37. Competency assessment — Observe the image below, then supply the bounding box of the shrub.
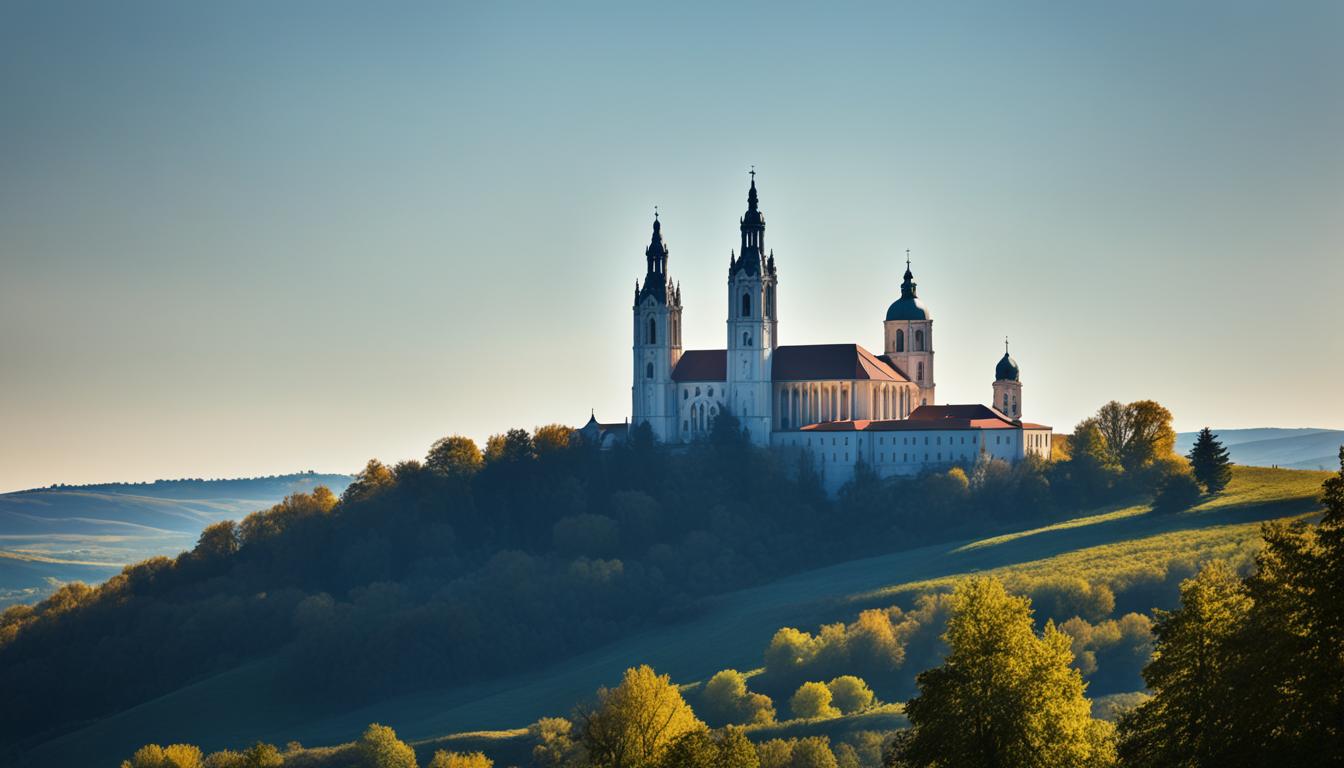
[1153,472,1202,514]
[790,682,840,719]
[825,675,875,714]
[121,744,204,768]
[428,750,491,768]
[357,723,417,768]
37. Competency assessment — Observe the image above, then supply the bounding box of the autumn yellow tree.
[358,723,418,768]
[789,682,840,719]
[425,435,484,479]
[427,750,492,768]
[121,743,204,768]
[580,665,704,768]
[903,577,1115,768]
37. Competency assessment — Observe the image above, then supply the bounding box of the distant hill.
[0,473,350,606]
[1176,428,1344,472]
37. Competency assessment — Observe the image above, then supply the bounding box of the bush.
[825,675,875,714]
[121,744,204,768]
[358,724,417,768]
[428,751,491,768]
[1153,472,1202,514]
[700,669,776,726]
[790,681,840,719]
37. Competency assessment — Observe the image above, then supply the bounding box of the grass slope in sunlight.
[20,466,1326,768]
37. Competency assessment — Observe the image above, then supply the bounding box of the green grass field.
[19,466,1327,768]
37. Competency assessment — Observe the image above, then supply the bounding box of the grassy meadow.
[20,465,1325,768]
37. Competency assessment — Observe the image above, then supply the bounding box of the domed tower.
[726,169,777,445]
[632,211,682,442]
[883,252,934,406]
[993,338,1022,419]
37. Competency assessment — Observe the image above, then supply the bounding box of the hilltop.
[1175,427,1344,471]
[17,463,1328,767]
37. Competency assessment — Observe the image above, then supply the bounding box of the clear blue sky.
[2,1,1341,491]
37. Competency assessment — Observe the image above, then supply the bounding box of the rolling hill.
[17,465,1327,767]
[1175,428,1344,471]
[0,473,351,606]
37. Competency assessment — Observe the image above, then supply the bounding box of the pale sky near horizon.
[2,1,1342,492]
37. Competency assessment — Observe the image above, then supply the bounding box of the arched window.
[647,317,656,344]
[917,361,924,382]
[896,329,905,353]
[646,362,654,379]
[914,329,925,351]
[741,292,751,317]
[743,331,751,346]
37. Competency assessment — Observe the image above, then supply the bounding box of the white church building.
[590,173,1052,491]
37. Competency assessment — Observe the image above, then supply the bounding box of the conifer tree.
[1186,428,1232,493]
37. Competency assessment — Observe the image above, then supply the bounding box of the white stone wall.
[771,426,1049,493]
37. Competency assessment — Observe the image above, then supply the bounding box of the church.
[590,173,1053,491]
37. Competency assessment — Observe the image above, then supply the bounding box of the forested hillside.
[4,403,1338,766]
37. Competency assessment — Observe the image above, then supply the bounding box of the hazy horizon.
[3,1,1342,493]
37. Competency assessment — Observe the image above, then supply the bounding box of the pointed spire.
[900,250,918,298]
[747,166,758,210]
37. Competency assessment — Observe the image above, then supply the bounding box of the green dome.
[885,296,930,321]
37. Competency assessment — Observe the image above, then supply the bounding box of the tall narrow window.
[741,292,751,317]
[915,330,925,351]
[646,362,654,379]
[917,361,924,382]
[896,329,905,352]
[647,317,656,344]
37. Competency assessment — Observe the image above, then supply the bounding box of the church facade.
[624,174,1052,491]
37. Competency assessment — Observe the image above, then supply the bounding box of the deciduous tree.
[580,665,704,768]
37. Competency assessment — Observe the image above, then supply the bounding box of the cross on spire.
[750,164,756,181]
[1005,336,1010,354]
[906,249,911,270]
[654,204,658,220]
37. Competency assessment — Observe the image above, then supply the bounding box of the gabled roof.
[772,344,909,382]
[798,404,1051,432]
[672,349,727,382]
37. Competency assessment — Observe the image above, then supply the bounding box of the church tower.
[726,171,777,444]
[632,212,682,441]
[993,338,1022,419]
[883,253,935,406]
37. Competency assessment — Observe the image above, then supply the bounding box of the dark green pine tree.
[1186,427,1232,493]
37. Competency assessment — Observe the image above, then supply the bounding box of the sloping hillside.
[1176,428,1344,471]
[21,466,1325,767]
[0,473,350,606]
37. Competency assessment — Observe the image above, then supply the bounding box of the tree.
[903,577,1115,768]
[1116,561,1252,767]
[1186,428,1232,493]
[789,682,840,720]
[1093,400,1177,472]
[825,676,875,715]
[427,750,492,768]
[194,520,240,560]
[342,459,397,503]
[535,424,575,456]
[1152,471,1202,513]
[530,717,585,768]
[485,428,535,463]
[580,665,704,768]
[425,435,483,479]
[121,744,204,768]
[358,723,418,768]
[658,727,759,768]
[789,737,839,768]
[700,669,775,727]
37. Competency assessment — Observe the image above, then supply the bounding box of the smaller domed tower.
[883,251,934,406]
[993,338,1022,419]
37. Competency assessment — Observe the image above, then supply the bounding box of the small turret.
[992,337,1023,419]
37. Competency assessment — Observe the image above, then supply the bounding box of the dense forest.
[2,400,1214,757]
[115,446,1344,767]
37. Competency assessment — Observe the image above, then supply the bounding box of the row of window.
[891,328,927,353]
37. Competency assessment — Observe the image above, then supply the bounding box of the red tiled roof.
[672,349,727,382]
[772,344,909,382]
[798,404,1052,432]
